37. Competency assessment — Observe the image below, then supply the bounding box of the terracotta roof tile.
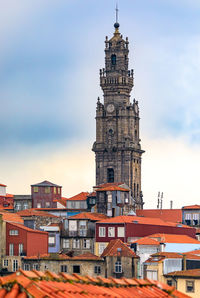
[136,209,182,223]
[182,204,200,209]
[66,192,89,201]
[97,215,190,228]
[96,186,129,192]
[0,184,6,187]
[149,233,200,243]
[101,239,138,258]
[166,268,200,277]
[68,212,108,221]
[17,208,58,218]
[0,211,23,224]
[8,222,48,235]
[0,270,190,298]
[132,237,160,246]
[185,249,200,255]
[71,252,103,261]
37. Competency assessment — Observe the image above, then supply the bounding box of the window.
[167,280,173,286]
[37,203,41,208]
[115,261,122,273]
[61,265,67,272]
[89,198,96,205]
[33,187,38,193]
[48,236,56,246]
[193,214,199,226]
[24,264,30,271]
[80,201,85,209]
[186,281,194,293]
[45,202,50,208]
[99,227,106,237]
[73,239,80,249]
[45,187,50,194]
[83,239,90,249]
[73,265,80,273]
[107,168,114,183]
[3,260,8,267]
[117,227,125,237]
[108,227,115,237]
[9,230,19,236]
[33,264,39,270]
[79,221,87,236]
[15,203,21,211]
[54,187,57,194]
[13,260,18,272]
[19,244,23,256]
[99,243,106,255]
[94,266,101,274]
[23,203,28,210]
[9,244,14,256]
[58,188,61,194]
[63,239,70,249]
[111,54,116,65]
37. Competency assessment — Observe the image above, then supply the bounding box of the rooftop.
[182,204,200,210]
[166,268,200,278]
[0,211,23,224]
[132,237,160,246]
[0,269,189,298]
[149,233,200,244]
[68,212,108,221]
[96,185,130,192]
[97,215,190,228]
[0,184,6,187]
[136,209,182,223]
[17,208,58,218]
[8,222,48,235]
[101,239,138,258]
[31,180,61,187]
[66,192,89,201]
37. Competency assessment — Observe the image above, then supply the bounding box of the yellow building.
[164,269,200,298]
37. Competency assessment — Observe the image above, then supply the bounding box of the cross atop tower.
[115,3,119,23]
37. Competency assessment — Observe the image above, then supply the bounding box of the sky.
[1,0,200,208]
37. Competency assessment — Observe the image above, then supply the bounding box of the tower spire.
[114,2,120,31]
[115,2,119,23]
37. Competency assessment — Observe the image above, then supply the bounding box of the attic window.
[133,220,138,224]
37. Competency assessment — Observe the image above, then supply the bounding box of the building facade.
[31,180,62,209]
[92,22,144,209]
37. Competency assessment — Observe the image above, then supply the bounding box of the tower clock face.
[107,104,115,113]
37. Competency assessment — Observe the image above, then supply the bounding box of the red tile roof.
[136,209,182,223]
[53,198,66,207]
[185,249,200,255]
[166,268,200,277]
[132,237,160,246]
[96,185,130,191]
[71,252,102,261]
[101,239,138,258]
[0,184,6,187]
[0,270,190,298]
[17,208,58,218]
[97,215,190,228]
[66,192,89,201]
[95,182,123,188]
[24,253,70,260]
[182,204,200,209]
[149,233,200,244]
[68,212,108,221]
[8,222,48,235]
[0,211,23,223]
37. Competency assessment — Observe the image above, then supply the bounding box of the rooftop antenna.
[157,191,160,209]
[160,192,163,209]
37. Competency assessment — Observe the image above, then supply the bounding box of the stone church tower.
[92,21,145,209]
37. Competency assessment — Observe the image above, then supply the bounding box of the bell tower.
[92,19,145,209]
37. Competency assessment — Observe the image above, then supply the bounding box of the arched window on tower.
[111,54,116,65]
[135,130,137,139]
[107,168,114,183]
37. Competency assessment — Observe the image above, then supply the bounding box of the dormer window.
[111,54,116,65]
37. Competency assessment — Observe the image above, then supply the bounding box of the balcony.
[60,228,94,238]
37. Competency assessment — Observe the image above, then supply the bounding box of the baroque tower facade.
[92,22,144,209]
